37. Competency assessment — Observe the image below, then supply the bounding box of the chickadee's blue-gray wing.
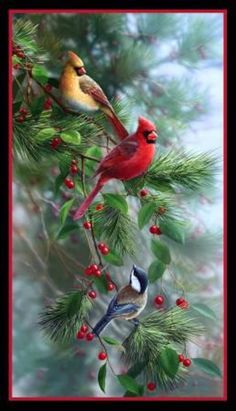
[106,296,139,318]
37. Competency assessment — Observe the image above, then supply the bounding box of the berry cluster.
[149,225,162,235]
[13,44,25,60]
[44,98,52,110]
[178,354,191,367]
[76,324,94,341]
[84,264,102,277]
[70,159,79,175]
[16,107,28,123]
[50,137,62,150]
[98,242,110,255]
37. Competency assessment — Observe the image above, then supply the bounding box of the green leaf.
[159,347,179,378]
[117,374,142,395]
[57,223,78,240]
[103,193,128,214]
[102,336,121,345]
[59,199,74,226]
[92,275,108,294]
[159,220,185,244]
[30,96,45,117]
[103,249,124,266]
[151,239,171,264]
[138,202,157,229]
[191,303,217,321]
[35,127,56,141]
[61,130,81,146]
[148,260,166,283]
[32,65,48,84]
[192,358,222,377]
[98,363,107,393]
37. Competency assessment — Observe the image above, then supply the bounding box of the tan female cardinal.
[73,116,158,220]
[59,51,129,140]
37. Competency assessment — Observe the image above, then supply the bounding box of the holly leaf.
[148,260,166,283]
[57,223,78,240]
[159,219,186,244]
[32,65,48,84]
[138,202,157,229]
[159,347,179,378]
[61,130,81,146]
[191,303,217,321]
[103,250,124,266]
[60,199,74,226]
[151,239,171,264]
[192,358,222,377]
[98,363,107,393]
[102,336,121,345]
[103,193,128,214]
[117,374,142,395]
[35,127,56,141]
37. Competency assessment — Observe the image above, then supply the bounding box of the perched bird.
[93,265,148,336]
[59,51,129,140]
[73,116,157,220]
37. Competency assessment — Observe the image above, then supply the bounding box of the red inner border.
[8,8,228,402]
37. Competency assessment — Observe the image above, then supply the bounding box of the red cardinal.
[73,117,158,220]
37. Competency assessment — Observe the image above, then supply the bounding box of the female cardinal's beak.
[77,66,86,75]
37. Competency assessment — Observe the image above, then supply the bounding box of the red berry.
[76,330,85,340]
[88,290,96,299]
[107,282,115,291]
[176,297,185,306]
[158,207,166,215]
[149,225,162,235]
[13,64,20,70]
[90,263,98,272]
[85,266,93,276]
[16,115,25,123]
[80,324,88,333]
[86,332,94,341]
[154,295,164,306]
[183,358,191,367]
[17,51,25,59]
[140,189,149,197]
[19,107,28,115]
[64,178,75,189]
[98,351,107,361]
[98,242,106,250]
[181,301,189,309]
[96,203,104,211]
[45,83,52,92]
[147,382,156,391]
[83,221,91,230]
[43,98,52,110]
[94,269,102,277]
[50,137,62,149]
[178,354,185,362]
[70,165,78,175]
[100,246,109,255]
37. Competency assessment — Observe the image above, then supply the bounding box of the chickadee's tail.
[93,314,112,336]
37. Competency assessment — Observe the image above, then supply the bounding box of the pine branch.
[39,290,92,345]
[92,203,137,256]
[145,150,218,192]
[123,307,204,390]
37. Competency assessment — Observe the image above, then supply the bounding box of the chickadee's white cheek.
[131,275,141,293]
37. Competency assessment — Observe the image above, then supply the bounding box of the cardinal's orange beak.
[77,66,86,75]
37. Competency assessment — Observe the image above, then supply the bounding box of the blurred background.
[12,12,224,397]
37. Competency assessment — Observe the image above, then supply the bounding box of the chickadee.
[93,265,148,336]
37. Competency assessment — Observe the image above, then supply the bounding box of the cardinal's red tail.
[73,179,104,220]
[108,112,129,141]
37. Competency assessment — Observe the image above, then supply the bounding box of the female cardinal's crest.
[138,116,156,132]
[67,51,84,67]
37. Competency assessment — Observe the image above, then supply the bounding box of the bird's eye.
[143,131,150,138]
